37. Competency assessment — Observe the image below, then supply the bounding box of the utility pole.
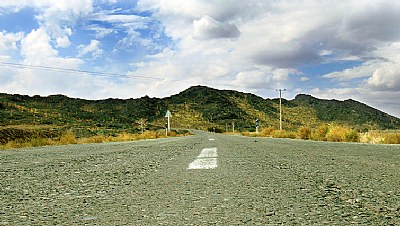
[276,89,286,131]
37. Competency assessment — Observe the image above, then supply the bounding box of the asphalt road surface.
[1,131,400,225]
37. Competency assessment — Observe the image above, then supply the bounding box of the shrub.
[345,129,360,142]
[261,127,274,136]
[208,127,224,133]
[115,132,133,142]
[383,133,400,144]
[140,131,158,139]
[60,132,77,145]
[167,131,177,137]
[326,126,348,142]
[313,125,329,141]
[271,130,296,139]
[241,131,259,137]
[298,126,311,140]
[29,138,53,147]
[84,135,110,143]
[360,132,385,144]
[2,141,23,149]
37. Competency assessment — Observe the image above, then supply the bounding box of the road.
[1,131,400,225]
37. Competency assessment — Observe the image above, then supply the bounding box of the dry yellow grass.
[1,130,192,150]
[59,132,77,145]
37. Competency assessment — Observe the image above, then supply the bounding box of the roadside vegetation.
[238,124,400,144]
[1,86,400,148]
[0,128,191,150]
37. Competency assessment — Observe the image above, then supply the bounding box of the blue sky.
[1,0,400,117]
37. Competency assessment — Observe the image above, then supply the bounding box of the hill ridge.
[0,86,399,132]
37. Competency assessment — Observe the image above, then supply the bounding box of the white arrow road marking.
[188,147,217,170]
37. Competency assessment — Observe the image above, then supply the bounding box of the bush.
[60,132,77,145]
[360,132,385,144]
[312,125,329,141]
[208,127,224,133]
[2,141,24,149]
[345,129,360,142]
[240,131,259,137]
[261,127,274,136]
[29,138,53,147]
[115,132,134,142]
[383,133,400,144]
[140,131,158,139]
[271,130,296,139]
[167,131,177,137]
[298,126,311,140]
[84,135,110,143]
[326,126,347,142]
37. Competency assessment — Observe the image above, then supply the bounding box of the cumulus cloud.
[2,0,400,116]
[78,40,103,59]
[367,61,400,91]
[193,15,240,40]
[0,31,23,50]
[19,28,82,69]
[1,26,88,98]
[232,67,297,90]
[20,28,58,60]
[0,0,93,48]
[322,60,387,81]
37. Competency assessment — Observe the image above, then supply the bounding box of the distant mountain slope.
[1,86,399,133]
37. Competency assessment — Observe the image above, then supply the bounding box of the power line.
[0,61,164,81]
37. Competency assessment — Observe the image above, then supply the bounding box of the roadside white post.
[256,118,259,134]
[165,110,171,133]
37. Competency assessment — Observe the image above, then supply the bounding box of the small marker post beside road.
[165,110,171,134]
[255,119,259,134]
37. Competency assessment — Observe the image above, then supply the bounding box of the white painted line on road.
[188,158,217,169]
[188,147,218,170]
[209,138,215,141]
[198,147,217,158]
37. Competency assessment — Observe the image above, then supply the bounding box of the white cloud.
[300,77,310,82]
[0,26,91,98]
[94,14,147,24]
[0,31,23,51]
[78,39,103,59]
[1,0,400,117]
[322,60,387,81]
[193,15,240,40]
[367,60,400,91]
[0,0,93,49]
[56,36,71,48]
[86,25,115,38]
[20,28,58,60]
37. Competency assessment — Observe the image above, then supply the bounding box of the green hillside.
[0,85,399,141]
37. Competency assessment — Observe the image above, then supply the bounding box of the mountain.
[0,86,399,136]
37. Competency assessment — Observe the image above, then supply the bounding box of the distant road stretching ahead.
[1,131,400,225]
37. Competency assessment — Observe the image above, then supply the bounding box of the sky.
[0,0,400,117]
